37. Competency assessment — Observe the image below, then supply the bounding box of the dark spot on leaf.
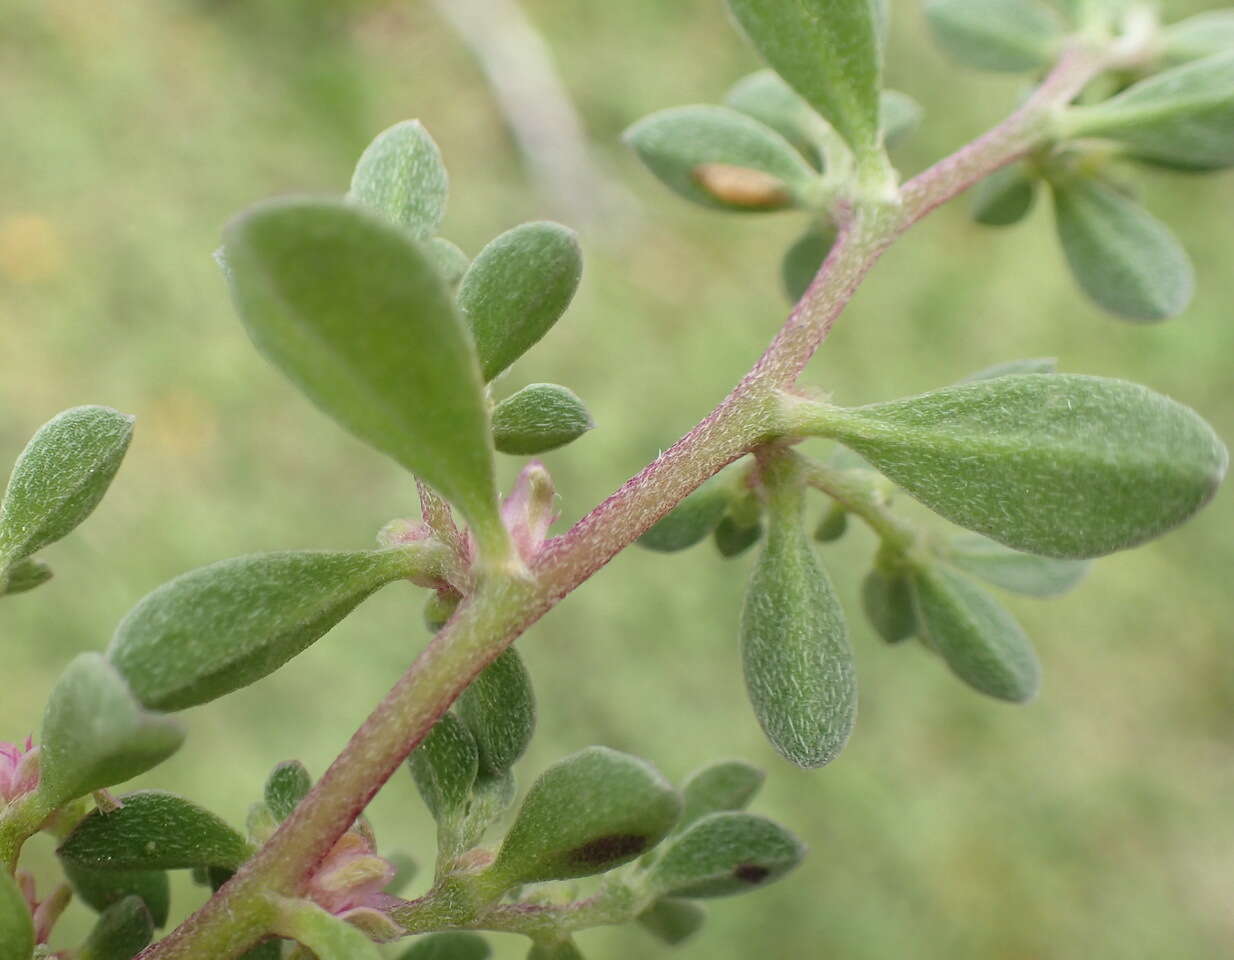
[566,833,649,866]
[734,862,770,884]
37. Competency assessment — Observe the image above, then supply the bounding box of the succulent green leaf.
[223,199,503,550]
[636,898,707,946]
[726,0,885,158]
[349,120,448,238]
[639,481,732,552]
[1059,52,1234,171]
[264,761,312,823]
[741,475,855,769]
[488,746,682,887]
[945,533,1089,596]
[428,238,470,290]
[109,549,418,711]
[624,106,821,211]
[400,932,492,960]
[1160,11,1234,66]
[678,761,765,831]
[724,70,824,165]
[781,224,837,303]
[924,0,1062,72]
[63,862,171,928]
[58,791,252,871]
[861,567,917,644]
[526,940,585,960]
[713,514,764,558]
[492,383,594,456]
[1051,176,1194,321]
[276,901,383,960]
[456,648,536,776]
[970,165,1037,226]
[810,374,1227,558]
[960,357,1057,381]
[647,811,805,899]
[880,90,923,147]
[408,711,480,821]
[1,557,52,596]
[462,767,518,845]
[39,653,185,807]
[79,896,154,960]
[459,222,583,383]
[911,564,1040,701]
[0,870,34,960]
[0,405,133,566]
[814,502,849,543]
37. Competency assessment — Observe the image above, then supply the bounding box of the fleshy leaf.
[925,0,1062,72]
[109,549,419,711]
[1058,52,1234,171]
[0,870,34,960]
[677,761,765,831]
[624,106,821,211]
[486,746,681,888]
[59,791,252,871]
[646,811,805,899]
[275,901,383,960]
[349,120,448,238]
[1051,176,1193,321]
[456,649,536,776]
[428,238,470,289]
[223,199,503,552]
[459,222,583,383]
[861,567,917,644]
[636,898,706,946]
[911,564,1040,701]
[724,70,824,165]
[713,514,764,558]
[399,932,492,960]
[264,761,313,823]
[0,405,134,565]
[407,712,479,821]
[805,374,1227,558]
[726,0,885,159]
[639,481,732,552]
[79,896,153,960]
[969,165,1037,226]
[814,503,848,543]
[39,653,185,807]
[1160,11,1234,66]
[62,862,171,929]
[781,225,837,303]
[945,533,1089,596]
[741,474,855,768]
[526,941,584,960]
[1,557,52,596]
[492,383,594,456]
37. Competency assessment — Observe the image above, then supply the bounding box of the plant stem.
[138,45,1111,960]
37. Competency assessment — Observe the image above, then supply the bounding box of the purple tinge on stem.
[0,737,39,806]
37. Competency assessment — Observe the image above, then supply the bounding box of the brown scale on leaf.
[692,164,792,209]
[566,833,650,867]
[734,862,771,885]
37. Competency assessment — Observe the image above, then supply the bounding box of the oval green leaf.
[109,549,418,711]
[408,711,479,821]
[647,811,805,899]
[677,761,765,832]
[492,383,594,456]
[945,533,1089,596]
[861,567,917,644]
[63,861,171,929]
[881,90,923,147]
[1,557,52,596]
[925,0,1062,72]
[724,70,824,166]
[639,481,732,553]
[274,901,383,960]
[349,120,448,238]
[79,896,153,960]
[264,760,313,823]
[970,165,1037,226]
[636,898,707,946]
[781,224,837,303]
[456,648,536,776]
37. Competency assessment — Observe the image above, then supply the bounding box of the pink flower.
[17,872,70,944]
[0,737,40,806]
[306,826,399,939]
[500,461,558,564]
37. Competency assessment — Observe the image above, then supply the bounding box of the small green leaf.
[639,481,732,552]
[0,870,34,960]
[925,0,1062,72]
[861,567,917,644]
[1051,176,1193,321]
[459,222,583,383]
[408,712,479,821]
[741,474,855,768]
[1160,11,1234,66]
[726,0,885,159]
[0,405,134,566]
[814,503,848,543]
[79,896,153,960]
[275,900,383,960]
[1,557,52,596]
[39,653,185,807]
[945,533,1089,596]
[492,383,594,456]
[428,238,470,290]
[960,357,1057,381]
[724,70,824,165]
[1059,52,1234,171]
[527,940,584,960]
[109,549,418,711]
[264,761,312,822]
[424,590,461,634]
[807,374,1227,558]
[969,165,1037,226]
[223,199,503,552]
[636,898,706,946]
[461,767,518,844]
[781,225,837,303]
[456,649,536,776]
[349,120,448,238]
[59,791,251,871]
[62,862,171,929]
[487,746,682,887]
[647,812,805,899]
[399,932,492,960]
[713,514,764,558]
[678,761,765,831]
[880,90,923,147]
[911,564,1040,701]
[624,106,821,211]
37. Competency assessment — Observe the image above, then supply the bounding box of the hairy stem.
[139,45,1110,960]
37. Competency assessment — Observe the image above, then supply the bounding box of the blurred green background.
[2,0,1232,957]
